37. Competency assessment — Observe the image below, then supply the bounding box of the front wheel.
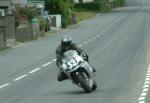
[92,80,97,91]
[76,73,92,93]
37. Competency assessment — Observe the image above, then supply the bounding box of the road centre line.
[97,35,100,37]
[88,39,92,42]
[14,75,28,81]
[102,31,106,33]
[84,41,88,44]
[52,58,57,62]
[42,62,52,67]
[0,83,10,89]
[100,33,103,35]
[78,45,82,47]
[29,68,41,74]
[104,14,128,32]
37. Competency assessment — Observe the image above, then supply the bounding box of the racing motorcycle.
[61,50,97,93]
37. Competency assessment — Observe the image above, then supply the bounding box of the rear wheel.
[76,73,92,93]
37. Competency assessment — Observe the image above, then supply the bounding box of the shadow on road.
[50,88,100,96]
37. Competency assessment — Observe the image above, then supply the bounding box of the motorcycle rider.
[56,36,96,81]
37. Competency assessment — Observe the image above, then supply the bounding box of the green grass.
[74,11,96,22]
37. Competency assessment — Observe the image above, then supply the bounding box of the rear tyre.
[76,73,92,93]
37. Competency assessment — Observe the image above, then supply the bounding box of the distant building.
[11,0,27,5]
[0,0,12,16]
[11,0,45,16]
[74,0,94,3]
[27,0,45,15]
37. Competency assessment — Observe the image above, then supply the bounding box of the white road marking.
[88,39,92,42]
[144,81,150,85]
[138,96,145,101]
[145,78,150,81]
[141,92,147,97]
[42,62,52,67]
[29,68,41,74]
[148,67,150,71]
[139,101,145,103]
[143,88,149,92]
[14,75,27,81]
[146,75,150,78]
[84,41,88,44]
[0,83,10,89]
[138,64,150,103]
[78,45,82,47]
[52,58,57,62]
[147,70,150,73]
[100,33,103,35]
[147,73,150,76]
[143,84,149,88]
[97,35,100,37]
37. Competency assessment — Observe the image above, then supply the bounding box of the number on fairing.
[71,59,77,66]
[66,62,72,69]
[66,59,77,69]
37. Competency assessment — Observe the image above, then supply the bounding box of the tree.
[45,0,74,28]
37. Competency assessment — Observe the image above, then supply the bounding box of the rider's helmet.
[61,36,72,50]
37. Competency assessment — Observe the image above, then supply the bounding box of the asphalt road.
[0,0,150,103]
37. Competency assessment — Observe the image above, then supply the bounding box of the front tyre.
[92,80,97,91]
[76,73,92,93]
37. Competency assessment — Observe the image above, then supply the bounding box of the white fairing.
[62,50,84,72]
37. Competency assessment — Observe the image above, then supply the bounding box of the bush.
[74,2,100,12]
[37,16,46,31]
[45,0,74,28]
[15,6,38,27]
[113,0,125,7]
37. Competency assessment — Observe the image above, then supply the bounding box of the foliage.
[45,0,74,28]
[37,16,46,31]
[15,6,38,27]
[113,0,125,7]
[74,2,101,12]
[99,0,111,12]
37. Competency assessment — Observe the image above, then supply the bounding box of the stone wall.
[16,23,33,42]
[0,17,6,49]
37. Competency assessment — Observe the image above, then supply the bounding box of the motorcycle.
[61,50,97,93]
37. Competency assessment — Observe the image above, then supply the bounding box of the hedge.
[113,0,125,7]
[74,2,101,12]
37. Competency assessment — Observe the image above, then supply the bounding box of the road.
[0,0,150,103]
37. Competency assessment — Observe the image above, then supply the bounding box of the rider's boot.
[57,71,68,81]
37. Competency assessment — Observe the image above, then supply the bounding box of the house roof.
[0,0,10,7]
[12,0,27,5]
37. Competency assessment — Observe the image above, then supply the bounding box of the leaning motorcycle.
[61,50,97,93]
